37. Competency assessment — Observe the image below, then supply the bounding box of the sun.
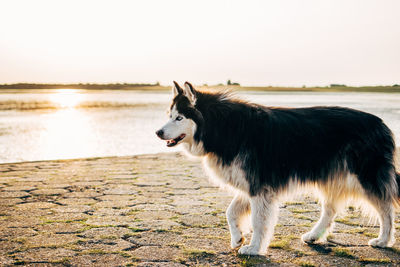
[49,89,83,108]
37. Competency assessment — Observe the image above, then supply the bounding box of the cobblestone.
[1,152,400,266]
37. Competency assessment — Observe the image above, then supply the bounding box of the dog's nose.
[156,129,164,138]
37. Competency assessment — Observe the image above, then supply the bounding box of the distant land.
[0,83,165,90]
[0,83,399,93]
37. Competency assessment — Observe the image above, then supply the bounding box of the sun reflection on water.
[40,89,94,160]
[39,108,95,160]
[48,89,84,108]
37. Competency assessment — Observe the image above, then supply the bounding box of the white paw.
[231,236,244,249]
[368,238,391,248]
[301,231,319,244]
[238,245,262,255]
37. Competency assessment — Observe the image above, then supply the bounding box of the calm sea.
[0,89,399,163]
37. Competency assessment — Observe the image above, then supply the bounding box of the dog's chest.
[202,154,249,193]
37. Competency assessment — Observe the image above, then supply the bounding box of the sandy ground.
[1,152,400,266]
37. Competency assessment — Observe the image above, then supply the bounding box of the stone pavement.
[1,152,400,266]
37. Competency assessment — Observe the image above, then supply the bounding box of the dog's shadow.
[306,243,335,254]
[233,242,400,265]
[306,242,400,264]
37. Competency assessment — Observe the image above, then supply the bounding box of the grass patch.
[347,213,361,219]
[284,201,304,205]
[78,224,116,232]
[332,247,355,259]
[51,257,71,265]
[168,242,185,248]
[81,249,108,255]
[238,255,270,266]
[293,249,308,257]
[210,209,224,216]
[341,227,366,234]
[363,232,378,238]
[269,239,290,249]
[174,256,187,264]
[41,218,87,225]
[359,257,391,264]
[334,218,360,226]
[152,228,182,234]
[298,222,313,227]
[269,235,298,250]
[184,248,216,259]
[296,260,316,267]
[81,249,131,258]
[294,214,314,221]
[153,229,168,233]
[289,208,315,214]
[326,234,334,241]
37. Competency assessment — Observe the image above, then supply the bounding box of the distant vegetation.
[234,84,400,93]
[227,79,240,86]
[0,83,399,93]
[196,83,400,93]
[0,82,165,90]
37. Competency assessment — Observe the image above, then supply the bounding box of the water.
[0,89,399,163]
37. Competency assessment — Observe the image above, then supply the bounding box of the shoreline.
[1,148,399,166]
[0,152,183,166]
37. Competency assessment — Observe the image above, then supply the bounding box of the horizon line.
[0,82,399,88]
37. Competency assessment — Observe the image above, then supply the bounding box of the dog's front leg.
[238,192,278,255]
[226,193,250,248]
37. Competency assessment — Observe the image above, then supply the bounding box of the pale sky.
[0,0,399,86]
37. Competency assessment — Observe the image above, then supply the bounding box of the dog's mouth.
[166,134,186,147]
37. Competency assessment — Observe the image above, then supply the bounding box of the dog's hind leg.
[226,193,250,248]
[238,192,279,255]
[367,198,395,247]
[302,200,337,244]
[358,161,396,247]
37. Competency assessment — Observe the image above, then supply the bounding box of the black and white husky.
[156,81,399,255]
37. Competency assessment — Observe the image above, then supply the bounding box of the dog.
[156,81,400,255]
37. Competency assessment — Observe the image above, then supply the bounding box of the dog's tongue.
[166,134,185,147]
[167,139,176,147]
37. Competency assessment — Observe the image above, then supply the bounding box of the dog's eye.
[176,116,183,121]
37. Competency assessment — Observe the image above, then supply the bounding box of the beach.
[1,152,400,266]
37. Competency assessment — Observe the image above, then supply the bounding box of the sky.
[0,0,399,86]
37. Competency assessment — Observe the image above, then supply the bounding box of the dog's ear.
[172,81,183,97]
[184,81,196,105]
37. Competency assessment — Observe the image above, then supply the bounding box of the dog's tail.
[397,172,400,197]
[391,171,400,209]
[396,172,400,208]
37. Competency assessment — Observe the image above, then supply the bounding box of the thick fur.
[157,82,399,255]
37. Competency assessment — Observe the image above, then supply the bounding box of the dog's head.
[156,81,203,151]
